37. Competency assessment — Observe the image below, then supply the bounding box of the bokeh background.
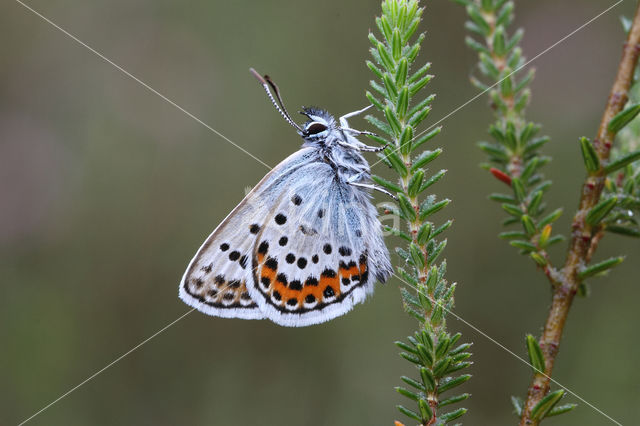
[2,0,639,424]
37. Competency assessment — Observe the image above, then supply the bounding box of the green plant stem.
[400,153,442,421]
[520,3,640,424]
[395,61,445,426]
[488,59,560,286]
[369,3,470,423]
[468,0,559,286]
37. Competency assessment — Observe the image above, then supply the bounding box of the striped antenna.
[250,68,302,132]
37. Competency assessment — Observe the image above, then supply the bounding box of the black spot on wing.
[264,257,278,270]
[338,246,352,256]
[321,268,336,278]
[261,276,271,289]
[258,240,269,255]
[297,257,307,269]
[299,225,317,236]
[276,273,288,286]
[323,286,335,297]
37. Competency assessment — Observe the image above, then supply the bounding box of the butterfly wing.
[247,154,392,327]
[179,148,319,319]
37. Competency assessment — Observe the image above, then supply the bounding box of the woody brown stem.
[519,3,640,424]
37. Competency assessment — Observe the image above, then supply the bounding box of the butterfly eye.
[305,122,328,135]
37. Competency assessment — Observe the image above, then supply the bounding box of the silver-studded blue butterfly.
[179,69,393,327]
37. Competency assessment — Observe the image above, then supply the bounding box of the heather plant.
[454,0,640,424]
[366,0,472,423]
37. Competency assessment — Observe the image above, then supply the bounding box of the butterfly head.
[299,107,336,142]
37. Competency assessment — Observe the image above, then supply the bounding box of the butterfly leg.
[341,127,378,137]
[356,141,388,152]
[338,134,388,152]
[338,139,387,152]
[338,106,387,153]
[339,104,374,128]
[347,180,398,200]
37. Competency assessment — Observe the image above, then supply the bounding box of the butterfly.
[178,69,393,327]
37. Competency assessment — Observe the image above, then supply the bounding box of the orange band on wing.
[257,254,368,308]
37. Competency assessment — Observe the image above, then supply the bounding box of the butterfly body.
[179,71,392,327]
[300,107,371,183]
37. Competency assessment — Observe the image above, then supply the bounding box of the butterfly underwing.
[178,69,393,327]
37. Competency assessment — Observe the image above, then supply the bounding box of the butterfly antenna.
[250,68,302,132]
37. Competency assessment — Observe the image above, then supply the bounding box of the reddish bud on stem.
[490,167,512,185]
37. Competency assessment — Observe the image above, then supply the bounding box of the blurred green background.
[2,0,639,424]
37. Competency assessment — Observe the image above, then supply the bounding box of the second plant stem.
[520,2,640,424]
